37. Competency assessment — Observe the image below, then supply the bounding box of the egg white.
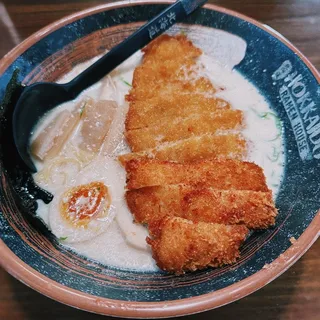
[115,201,150,251]
[49,156,125,243]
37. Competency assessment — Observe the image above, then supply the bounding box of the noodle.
[35,157,81,186]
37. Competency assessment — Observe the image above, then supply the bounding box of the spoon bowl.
[13,82,72,172]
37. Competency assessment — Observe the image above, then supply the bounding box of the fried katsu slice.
[125,159,268,191]
[146,216,249,274]
[182,188,277,229]
[131,59,196,89]
[126,92,228,130]
[126,185,192,224]
[126,185,277,229]
[142,34,202,64]
[136,35,201,83]
[119,133,246,165]
[135,63,195,85]
[126,110,243,151]
[127,76,217,104]
[127,35,206,102]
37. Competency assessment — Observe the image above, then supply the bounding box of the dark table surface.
[0,1,319,319]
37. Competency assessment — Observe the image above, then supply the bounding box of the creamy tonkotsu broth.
[32,30,284,271]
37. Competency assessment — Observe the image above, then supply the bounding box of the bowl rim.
[0,0,319,318]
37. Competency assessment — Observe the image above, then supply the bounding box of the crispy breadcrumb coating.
[147,216,249,274]
[119,133,247,164]
[125,109,243,151]
[126,185,277,229]
[125,93,228,130]
[125,159,268,191]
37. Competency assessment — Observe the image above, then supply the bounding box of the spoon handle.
[66,0,207,96]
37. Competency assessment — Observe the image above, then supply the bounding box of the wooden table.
[0,1,319,319]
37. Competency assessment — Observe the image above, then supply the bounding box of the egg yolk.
[60,181,110,227]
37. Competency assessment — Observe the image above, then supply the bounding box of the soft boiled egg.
[49,156,125,243]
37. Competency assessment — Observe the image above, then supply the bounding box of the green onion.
[268,130,282,141]
[59,236,68,241]
[80,102,87,118]
[120,77,132,87]
[267,146,280,162]
[251,108,282,141]
[250,108,266,118]
[264,113,282,141]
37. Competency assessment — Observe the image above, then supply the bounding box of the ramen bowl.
[0,0,319,317]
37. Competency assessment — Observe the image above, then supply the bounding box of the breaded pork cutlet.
[126,185,192,223]
[126,35,207,103]
[125,35,219,119]
[125,159,268,191]
[126,77,217,106]
[119,133,246,165]
[141,34,202,63]
[146,216,249,274]
[126,186,277,229]
[122,34,277,274]
[131,59,197,89]
[125,109,243,151]
[125,92,227,130]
